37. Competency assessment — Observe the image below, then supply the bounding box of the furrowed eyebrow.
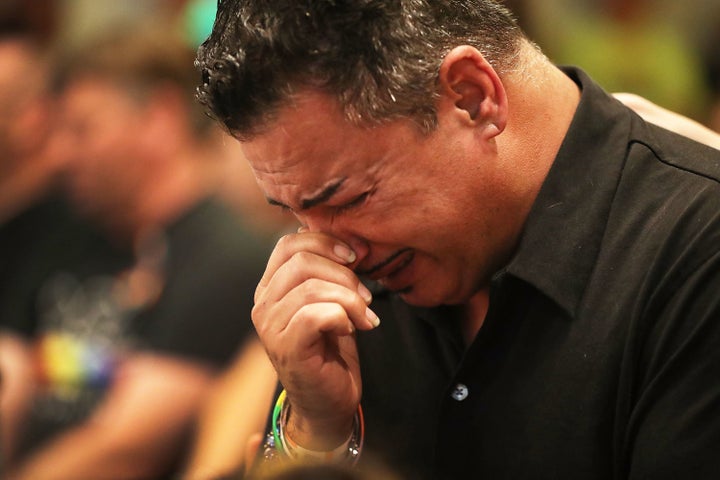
[266,197,289,209]
[300,178,346,210]
[265,177,347,212]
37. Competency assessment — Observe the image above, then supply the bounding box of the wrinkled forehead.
[241,134,357,212]
[240,91,362,189]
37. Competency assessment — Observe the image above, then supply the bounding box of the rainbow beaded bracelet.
[263,389,364,465]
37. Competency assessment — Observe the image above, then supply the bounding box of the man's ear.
[437,45,508,139]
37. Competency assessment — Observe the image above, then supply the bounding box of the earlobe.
[483,123,502,139]
[438,45,508,139]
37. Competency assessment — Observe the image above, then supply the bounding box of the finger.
[260,251,370,305]
[289,279,378,331]
[256,232,356,302]
[286,302,357,350]
[254,278,378,340]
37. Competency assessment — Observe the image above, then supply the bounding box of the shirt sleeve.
[627,250,720,479]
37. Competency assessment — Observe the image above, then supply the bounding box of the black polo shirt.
[356,68,720,479]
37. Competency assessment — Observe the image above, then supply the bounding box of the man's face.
[60,78,147,220]
[242,91,524,307]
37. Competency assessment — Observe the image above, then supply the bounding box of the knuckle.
[250,304,266,331]
[253,285,265,304]
[296,302,344,325]
[274,233,293,251]
[299,277,325,296]
[350,294,367,313]
[291,250,314,265]
[336,267,357,286]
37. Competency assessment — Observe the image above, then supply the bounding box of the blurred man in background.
[1,25,273,480]
[0,31,74,468]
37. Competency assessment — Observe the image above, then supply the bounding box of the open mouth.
[356,248,415,282]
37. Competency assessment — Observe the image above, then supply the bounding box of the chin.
[402,279,478,307]
[397,285,450,307]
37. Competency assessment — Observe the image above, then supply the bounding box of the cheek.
[348,200,428,245]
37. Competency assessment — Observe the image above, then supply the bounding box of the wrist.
[284,427,355,462]
[265,389,364,466]
[286,404,355,451]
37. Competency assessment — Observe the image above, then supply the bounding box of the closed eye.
[269,201,292,213]
[335,191,371,214]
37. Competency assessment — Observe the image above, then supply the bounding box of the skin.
[60,79,149,225]
[0,39,66,224]
[613,93,720,150]
[244,43,581,449]
[0,334,35,463]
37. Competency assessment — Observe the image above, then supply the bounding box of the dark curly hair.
[195,0,525,140]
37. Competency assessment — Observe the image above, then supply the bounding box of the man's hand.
[252,230,379,450]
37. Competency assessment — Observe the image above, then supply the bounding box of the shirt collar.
[505,67,633,318]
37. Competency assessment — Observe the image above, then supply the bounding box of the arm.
[614,93,720,150]
[183,338,278,480]
[627,253,720,479]
[6,352,214,480]
[0,332,36,464]
[251,231,378,453]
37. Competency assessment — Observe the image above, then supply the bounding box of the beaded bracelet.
[262,389,364,466]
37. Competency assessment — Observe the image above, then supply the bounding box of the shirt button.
[451,383,469,401]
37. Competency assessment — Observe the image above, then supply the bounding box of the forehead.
[243,92,350,168]
[240,91,391,198]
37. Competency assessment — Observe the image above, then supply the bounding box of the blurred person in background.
[0,24,274,480]
[0,30,79,469]
[0,35,63,225]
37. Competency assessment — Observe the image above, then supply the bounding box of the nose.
[300,213,370,267]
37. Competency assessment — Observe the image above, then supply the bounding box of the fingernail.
[297,226,309,233]
[333,244,356,263]
[357,282,372,303]
[366,307,380,328]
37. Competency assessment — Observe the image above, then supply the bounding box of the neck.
[499,43,581,205]
[463,290,490,342]
[461,44,581,342]
[487,44,580,264]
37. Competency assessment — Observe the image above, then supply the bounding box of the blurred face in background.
[0,40,53,168]
[60,77,151,224]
